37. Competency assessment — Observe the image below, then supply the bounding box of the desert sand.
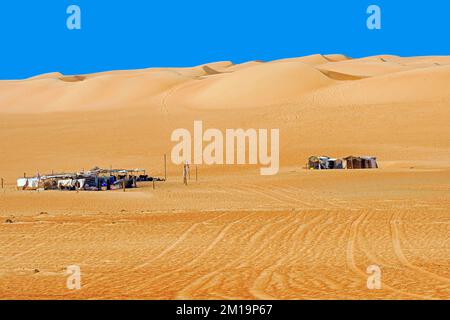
[0,54,449,299]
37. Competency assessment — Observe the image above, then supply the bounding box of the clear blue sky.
[0,0,449,79]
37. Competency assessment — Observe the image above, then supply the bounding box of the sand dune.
[2,54,449,113]
[317,60,414,78]
[306,64,450,107]
[178,60,336,110]
[0,70,191,113]
[0,54,449,299]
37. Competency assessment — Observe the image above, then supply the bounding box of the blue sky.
[0,0,449,79]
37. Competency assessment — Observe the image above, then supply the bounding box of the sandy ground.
[0,54,449,299]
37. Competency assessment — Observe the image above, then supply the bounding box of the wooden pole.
[196,166,198,182]
[152,179,155,190]
[164,154,167,180]
[122,179,125,192]
[1,178,3,189]
[24,172,26,178]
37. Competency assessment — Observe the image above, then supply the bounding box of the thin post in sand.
[1,178,3,189]
[195,166,198,182]
[122,179,125,192]
[152,179,155,190]
[183,163,188,186]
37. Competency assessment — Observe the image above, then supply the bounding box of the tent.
[344,156,378,169]
[16,166,152,192]
[361,156,378,169]
[326,158,344,169]
[308,156,323,170]
[16,177,40,190]
[57,179,77,190]
[308,156,343,170]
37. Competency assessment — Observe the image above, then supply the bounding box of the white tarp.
[17,178,40,189]
[57,179,77,188]
[75,179,86,190]
[57,178,86,189]
[17,178,28,188]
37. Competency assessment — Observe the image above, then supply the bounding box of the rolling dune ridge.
[0,54,449,299]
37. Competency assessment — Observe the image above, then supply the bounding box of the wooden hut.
[344,156,378,169]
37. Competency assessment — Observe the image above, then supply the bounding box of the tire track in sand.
[346,211,432,299]
[129,211,257,293]
[390,211,450,285]
[248,214,324,299]
[175,213,300,299]
[132,211,231,271]
[238,183,316,209]
[246,184,317,208]
[0,221,94,272]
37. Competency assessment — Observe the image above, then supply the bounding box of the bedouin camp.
[16,167,163,191]
[307,156,378,170]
